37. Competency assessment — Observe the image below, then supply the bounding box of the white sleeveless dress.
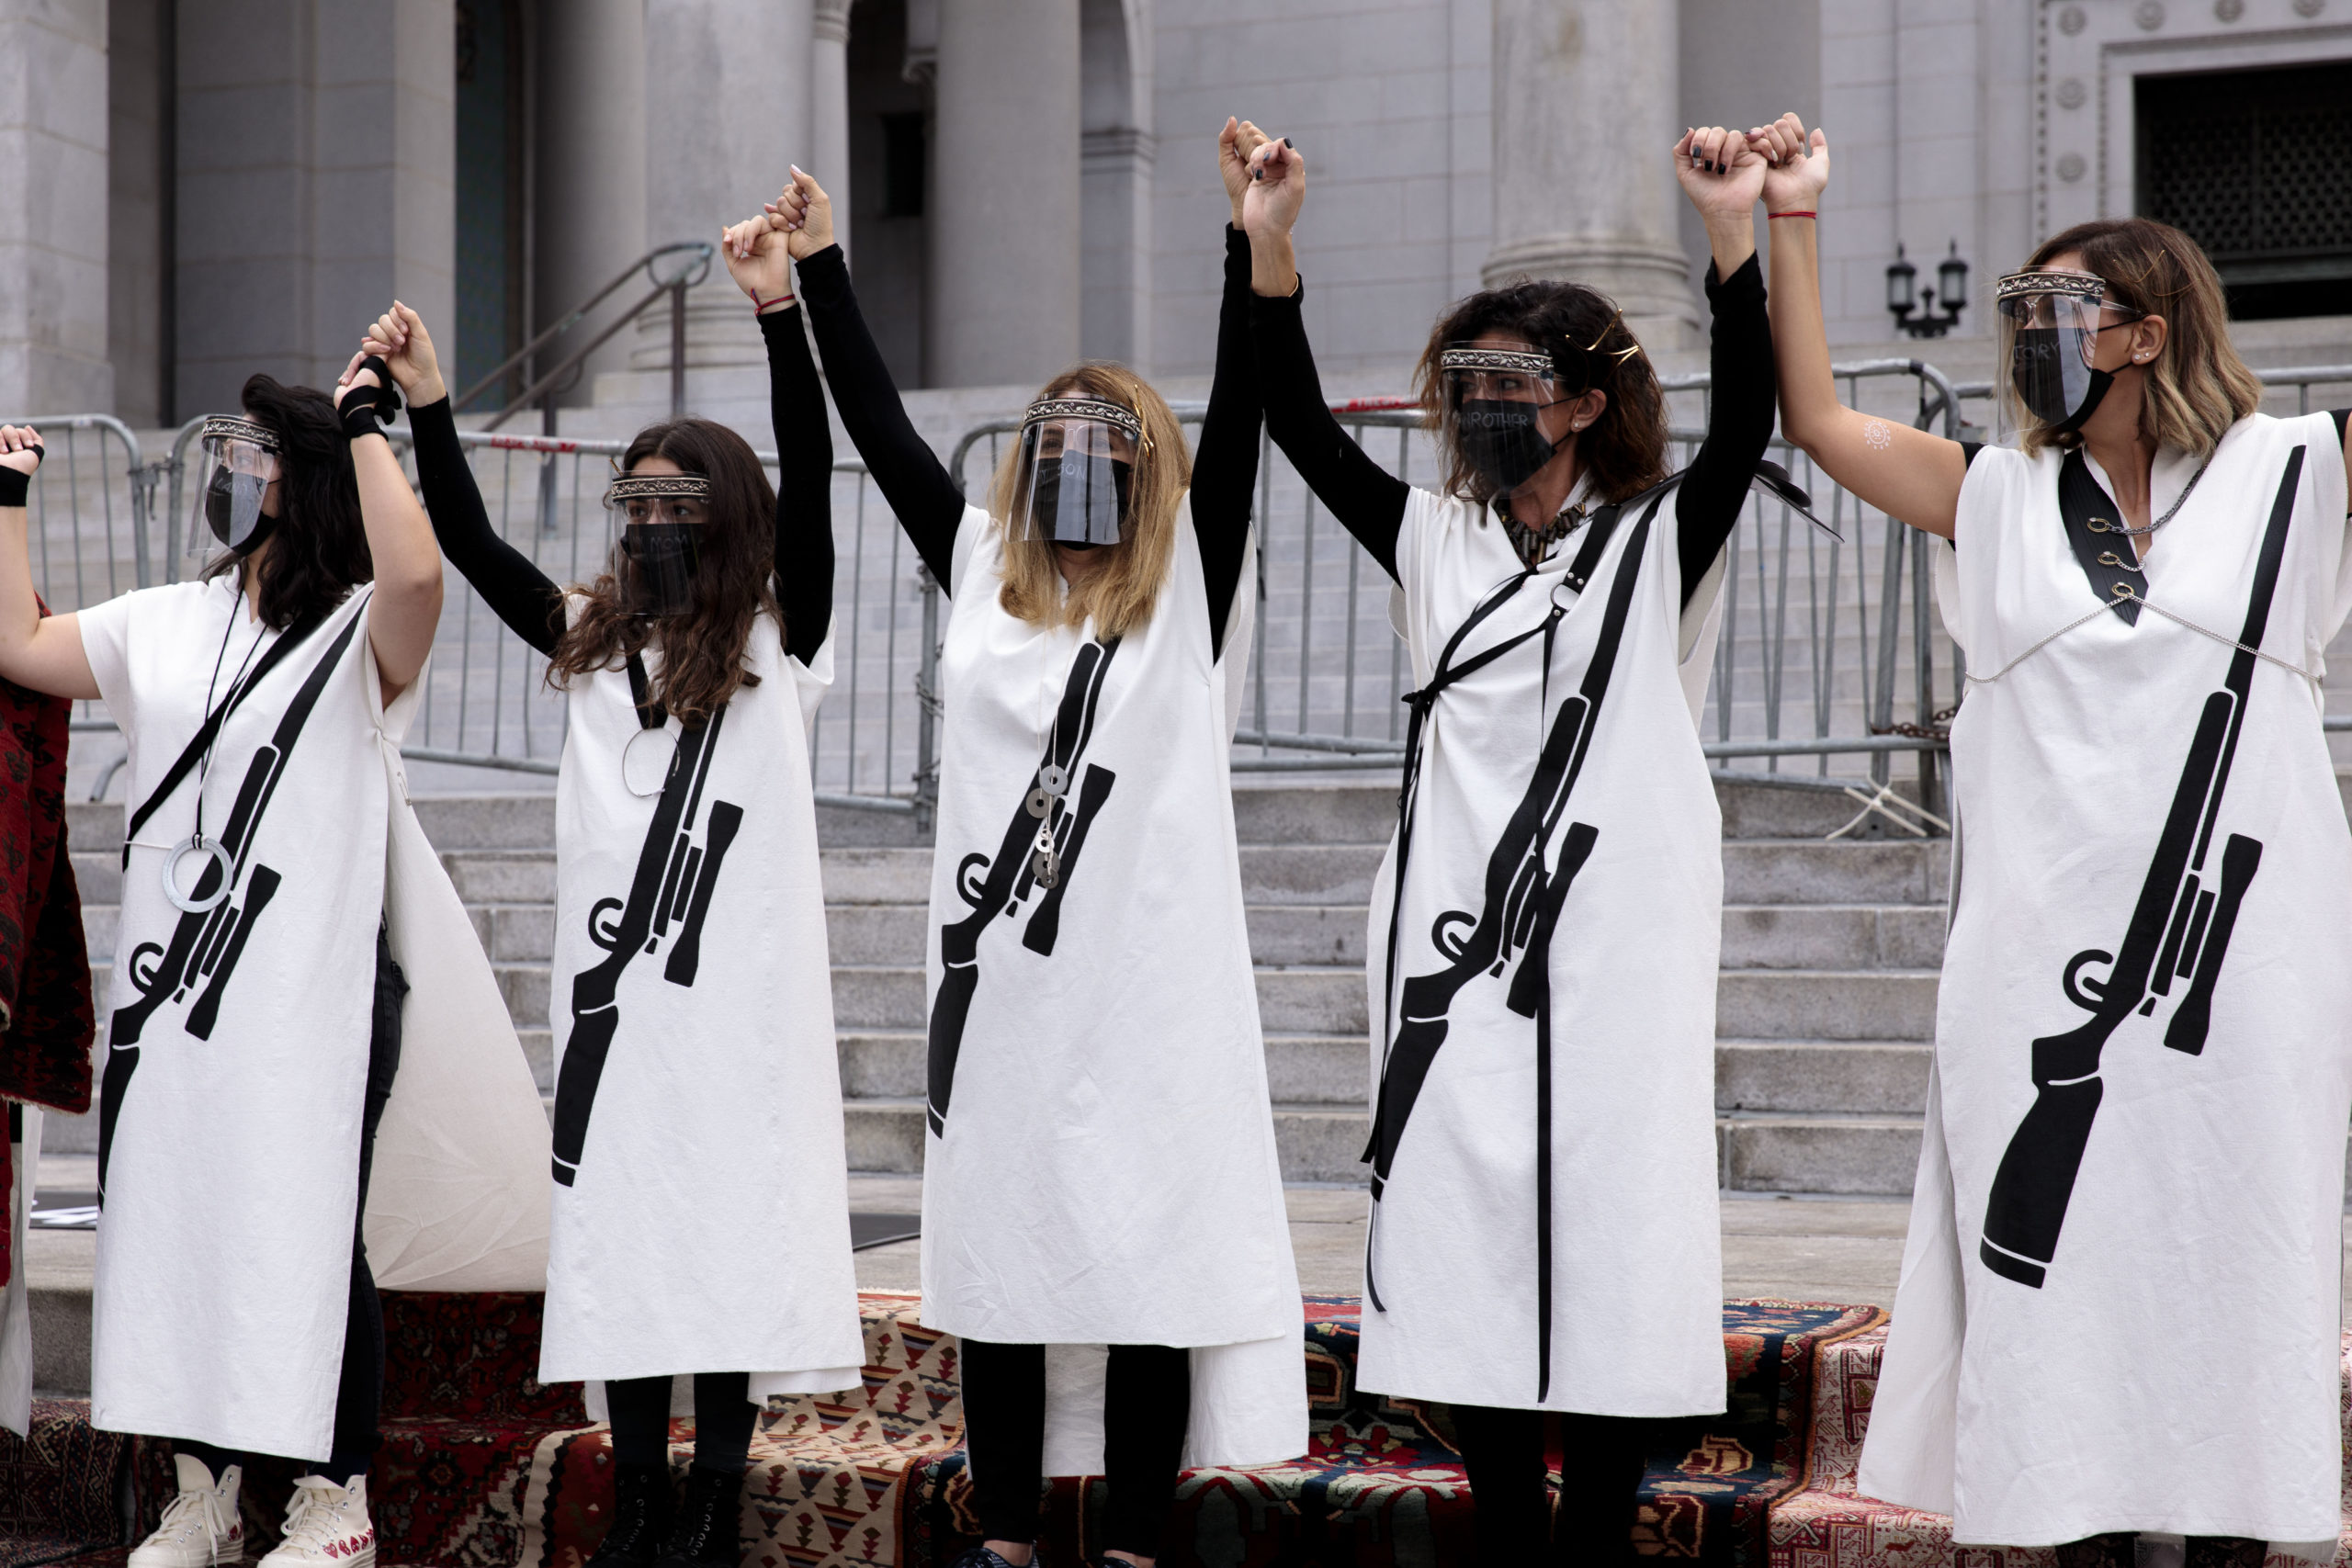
[1861,412,2352,1546]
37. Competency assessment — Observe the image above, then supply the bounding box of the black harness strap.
[2058,449,2148,625]
[121,603,334,869]
[624,651,669,729]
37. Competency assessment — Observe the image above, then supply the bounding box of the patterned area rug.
[906,1296,1883,1568]
[1768,1327,2352,1568]
[0,1400,129,1568]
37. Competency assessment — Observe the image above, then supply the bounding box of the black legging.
[603,1371,759,1476]
[962,1339,1192,1561]
[183,927,406,1485]
[1449,1404,1646,1565]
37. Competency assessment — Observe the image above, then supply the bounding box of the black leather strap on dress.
[121,604,334,868]
[2059,449,2148,626]
[624,652,668,730]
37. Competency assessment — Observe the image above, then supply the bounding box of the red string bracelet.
[1768,210,1817,220]
[752,291,796,314]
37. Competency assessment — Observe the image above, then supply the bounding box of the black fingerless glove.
[0,446,41,507]
[339,356,403,442]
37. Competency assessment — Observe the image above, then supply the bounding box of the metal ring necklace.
[165,586,269,913]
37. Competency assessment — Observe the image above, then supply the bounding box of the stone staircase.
[51,778,1945,1195]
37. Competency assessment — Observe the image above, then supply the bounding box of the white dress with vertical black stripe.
[1861,411,2352,1545]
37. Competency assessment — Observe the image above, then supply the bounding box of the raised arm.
[356,306,563,655]
[1241,138,1409,580]
[1752,114,1966,538]
[1190,118,1272,656]
[772,169,963,593]
[334,352,445,703]
[0,429,96,700]
[1670,126,1777,604]
[723,205,835,666]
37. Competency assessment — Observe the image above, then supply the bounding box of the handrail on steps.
[452,241,715,431]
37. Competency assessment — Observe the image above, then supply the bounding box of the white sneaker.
[130,1454,246,1568]
[257,1475,375,1568]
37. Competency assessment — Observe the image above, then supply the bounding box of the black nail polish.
[1283,137,1294,148]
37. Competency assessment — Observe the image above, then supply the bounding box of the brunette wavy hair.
[2015,217,2262,459]
[200,375,374,630]
[546,419,781,726]
[987,362,1189,641]
[1414,281,1669,510]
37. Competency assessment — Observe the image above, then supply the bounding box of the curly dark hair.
[546,418,781,727]
[200,375,373,630]
[1414,280,1669,509]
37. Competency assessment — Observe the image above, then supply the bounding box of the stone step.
[1713,1040,1930,1115]
[1721,840,1948,906]
[1718,904,1944,970]
[1716,1112,1924,1196]
[1713,969,1940,1042]
[839,1030,1370,1104]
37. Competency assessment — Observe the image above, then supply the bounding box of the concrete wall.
[533,0,647,405]
[108,0,173,427]
[0,0,112,417]
[175,0,455,416]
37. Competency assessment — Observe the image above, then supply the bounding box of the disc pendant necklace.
[1026,645,1079,888]
[165,587,269,913]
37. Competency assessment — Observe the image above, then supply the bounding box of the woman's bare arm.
[0,427,99,700]
[1751,115,1969,539]
[334,351,444,702]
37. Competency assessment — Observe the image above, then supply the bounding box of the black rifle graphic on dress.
[551,698,742,1186]
[98,606,365,1201]
[925,637,1121,1136]
[1363,487,1666,1400]
[1978,445,2305,1290]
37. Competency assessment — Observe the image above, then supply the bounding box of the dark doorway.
[2136,61,2352,321]
[848,0,932,389]
[456,0,528,401]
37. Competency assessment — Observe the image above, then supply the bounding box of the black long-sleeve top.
[408,305,836,665]
[796,228,1263,656]
[1249,252,1778,607]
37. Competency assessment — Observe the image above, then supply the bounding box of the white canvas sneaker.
[129,1454,246,1568]
[256,1475,375,1568]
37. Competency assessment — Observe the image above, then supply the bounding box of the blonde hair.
[988,362,1189,641]
[2017,217,2262,458]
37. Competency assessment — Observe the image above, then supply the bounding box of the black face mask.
[205,467,277,555]
[1454,399,1556,493]
[2008,327,2115,437]
[1033,458,1133,547]
[619,522,701,617]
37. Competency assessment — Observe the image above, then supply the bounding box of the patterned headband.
[1440,346,1557,377]
[1996,269,2108,303]
[201,415,282,453]
[604,473,713,508]
[1020,397,1145,442]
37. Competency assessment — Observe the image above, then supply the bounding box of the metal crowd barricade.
[946,362,1973,821]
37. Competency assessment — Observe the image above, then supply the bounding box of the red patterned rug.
[0,1400,125,1568]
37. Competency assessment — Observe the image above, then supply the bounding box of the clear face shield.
[603,472,713,617]
[1438,344,1567,496]
[189,415,283,558]
[1015,397,1144,549]
[1994,269,2139,446]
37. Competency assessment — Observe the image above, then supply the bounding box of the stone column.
[0,0,112,414]
[1484,0,1699,345]
[637,0,813,377]
[811,0,852,261]
[537,0,647,397]
[927,0,1081,389]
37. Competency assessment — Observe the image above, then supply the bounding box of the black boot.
[656,1463,745,1568]
[588,1462,672,1568]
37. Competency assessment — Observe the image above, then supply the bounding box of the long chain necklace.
[164,580,270,912]
[2088,457,2212,541]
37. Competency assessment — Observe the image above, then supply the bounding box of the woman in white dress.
[774,129,1306,1568]
[375,203,865,1568]
[1755,109,2352,1562]
[1238,127,1782,1563]
[0,350,447,1567]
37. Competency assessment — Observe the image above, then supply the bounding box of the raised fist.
[763,166,836,263]
[0,425,43,479]
[1241,138,1305,243]
[349,302,446,405]
[1673,125,1769,229]
[1218,117,1271,229]
[1747,112,1830,215]
[722,210,795,309]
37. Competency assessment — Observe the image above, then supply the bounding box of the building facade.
[2,0,2346,427]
